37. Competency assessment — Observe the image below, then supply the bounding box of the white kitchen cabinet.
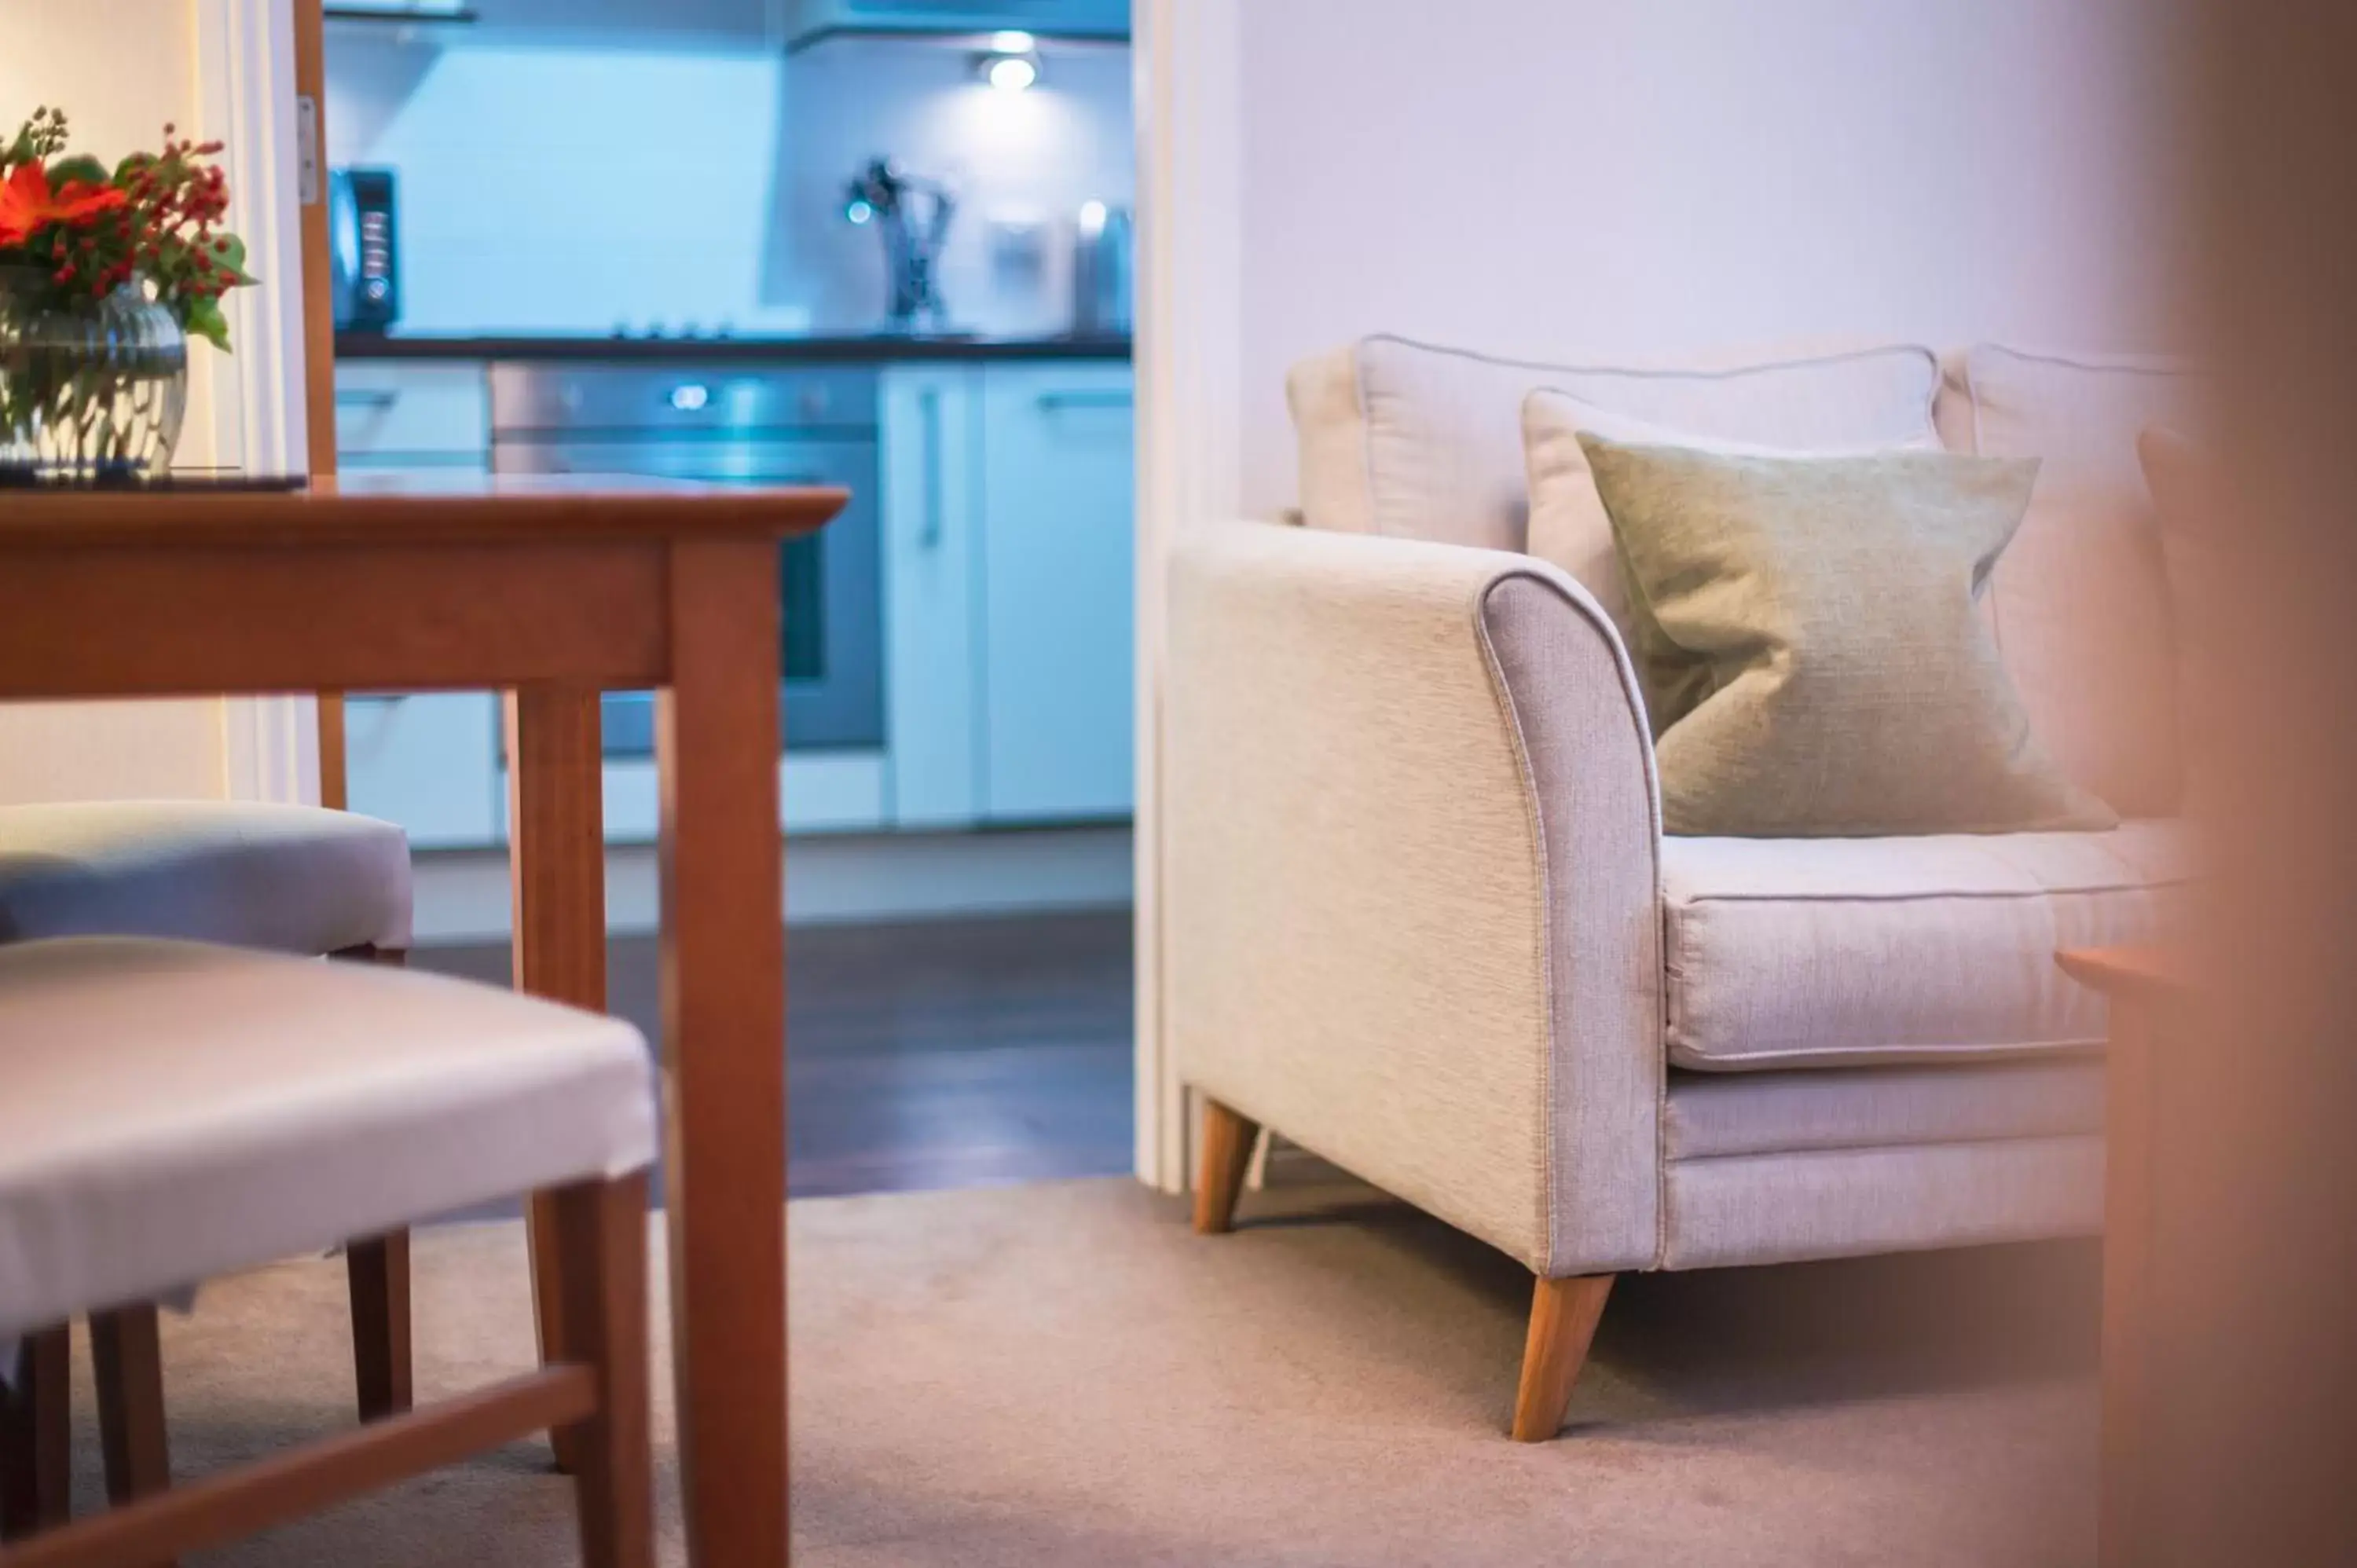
[343,693,500,848]
[336,357,896,845]
[976,363,1134,822]
[330,0,774,45]
[881,365,986,828]
[595,753,889,841]
[332,361,489,471]
[337,363,497,848]
[783,0,1127,49]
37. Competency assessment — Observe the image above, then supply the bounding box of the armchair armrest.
[1166,521,1664,1276]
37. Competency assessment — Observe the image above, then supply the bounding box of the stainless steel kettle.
[1070,200,1132,337]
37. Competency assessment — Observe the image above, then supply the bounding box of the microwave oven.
[329,168,400,332]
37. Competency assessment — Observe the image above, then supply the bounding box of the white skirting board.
[407,824,1134,945]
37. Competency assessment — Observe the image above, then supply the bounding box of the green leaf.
[46,154,107,188]
[214,233,258,288]
[183,295,232,353]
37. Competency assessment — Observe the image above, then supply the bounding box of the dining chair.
[0,798,418,1529]
[0,936,654,1566]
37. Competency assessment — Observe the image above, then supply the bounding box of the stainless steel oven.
[489,364,883,755]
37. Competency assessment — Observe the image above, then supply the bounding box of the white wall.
[1233,0,2189,515]
[3,0,222,469]
[0,0,310,804]
[326,32,1133,336]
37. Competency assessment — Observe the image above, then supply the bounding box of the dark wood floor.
[414,910,1135,1200]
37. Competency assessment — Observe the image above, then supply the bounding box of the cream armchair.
[1168,338,2192,1440]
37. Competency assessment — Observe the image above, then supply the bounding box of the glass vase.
[0,266,190,484]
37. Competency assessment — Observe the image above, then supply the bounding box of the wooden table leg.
[2100,998,2155,1568]
[658,538,786,1568]
[507,685,610,1477]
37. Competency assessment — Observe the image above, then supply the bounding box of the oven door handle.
[918,387,945,551]
[1036,389,1133,412]
[915,384,943,549]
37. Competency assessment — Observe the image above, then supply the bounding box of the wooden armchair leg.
[1192,1097,1261,1236]
[90,1303,175,1566]
[1,1326,71,1540]
[347,1233,414,1422]
[552,1172,654,1568]
[1511,1273,1615,1442]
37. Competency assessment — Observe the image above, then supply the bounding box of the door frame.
[201,0,321,805]
[1131,0,1243,1191]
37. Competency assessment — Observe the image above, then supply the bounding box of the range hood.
[784,1,1128,52]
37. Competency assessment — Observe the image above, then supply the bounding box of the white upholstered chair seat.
[0,938,655,1339]
[0,801,412,954]
[1661,821,2190,1072]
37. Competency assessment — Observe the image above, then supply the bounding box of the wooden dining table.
[0,473,845,1568]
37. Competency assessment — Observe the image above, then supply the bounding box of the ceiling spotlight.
[984,53,1039,92]
[976,38,1042,94]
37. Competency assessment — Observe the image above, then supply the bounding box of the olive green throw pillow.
[1577,435,2117,837]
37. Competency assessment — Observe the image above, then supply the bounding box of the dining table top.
[0,472,849,547]
[0,474,849,706]
[2055,946,2190,1003]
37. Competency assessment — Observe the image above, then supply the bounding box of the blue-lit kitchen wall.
[325,33,1133,336]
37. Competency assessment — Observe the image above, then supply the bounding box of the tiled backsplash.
[326,34,1132,337]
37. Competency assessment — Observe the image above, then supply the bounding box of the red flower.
[0,161,128,249]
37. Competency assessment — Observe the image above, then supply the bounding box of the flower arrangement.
[0,106,255,350]
[0,107,255,478]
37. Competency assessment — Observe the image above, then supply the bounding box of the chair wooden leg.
[552,1172,654,1568]
[0,1326,71,1540]
[1192,1097,1261,1236]
[91,1303,176,1566]
[330,947,417,1428]
[347,1233,414,1423]
[528,1192,586,1475]
[1511,1273,1615,1442]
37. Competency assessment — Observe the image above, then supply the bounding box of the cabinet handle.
[1036,389,1133,412]
[919,386,944,551]
[334,389,400,411]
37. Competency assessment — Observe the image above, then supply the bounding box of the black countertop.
[336,332,1132,364]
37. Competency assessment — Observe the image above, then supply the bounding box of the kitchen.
[323,0,1138,1194]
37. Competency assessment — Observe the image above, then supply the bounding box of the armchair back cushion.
[1288,336,1941,552]
[1520,387,1943,631]
[1945,346,2200,816]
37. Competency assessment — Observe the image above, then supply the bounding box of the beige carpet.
[60,1179,2104,1566]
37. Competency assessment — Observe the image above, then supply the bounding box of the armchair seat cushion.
[0,800,412,954]
[1662,821,2187,1071]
